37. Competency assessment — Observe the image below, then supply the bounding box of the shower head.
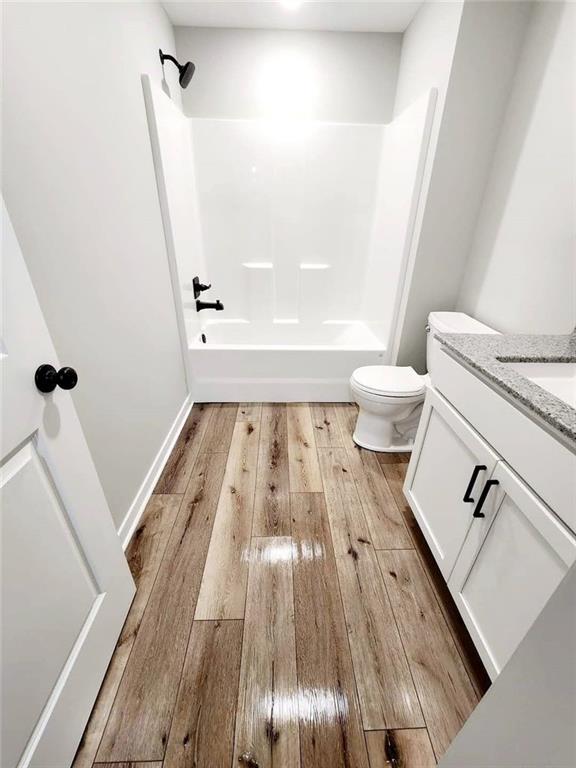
[159,49,195,89]
[178,60,196,88]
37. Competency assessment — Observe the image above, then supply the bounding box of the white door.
[404,388,499,579]
[1,201,135,767]
[448,461,576,679]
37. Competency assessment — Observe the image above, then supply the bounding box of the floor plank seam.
[374,547,417,552]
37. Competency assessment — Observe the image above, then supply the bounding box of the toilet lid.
[352,366,426,397]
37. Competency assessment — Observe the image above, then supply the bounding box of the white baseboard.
[117,394,193,550]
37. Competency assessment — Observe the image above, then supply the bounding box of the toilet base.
[350,394,424,453]
[352,433,415,453]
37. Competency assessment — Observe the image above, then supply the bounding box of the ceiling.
[162,2,423,33]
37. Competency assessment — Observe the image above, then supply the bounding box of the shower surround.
[143,76,435,400]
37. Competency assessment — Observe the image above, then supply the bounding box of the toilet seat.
[351,366,426,398]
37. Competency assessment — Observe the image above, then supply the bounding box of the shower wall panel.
[143,79,207,345]
[363,89,437,348]
[190,118,383,324]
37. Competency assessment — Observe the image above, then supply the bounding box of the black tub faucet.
[196,299,224,312]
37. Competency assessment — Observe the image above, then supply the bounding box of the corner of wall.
[393,0,530,370]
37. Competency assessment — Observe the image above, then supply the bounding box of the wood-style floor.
[74,403,490,768]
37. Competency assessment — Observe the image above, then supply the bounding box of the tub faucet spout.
[196,299,224,312]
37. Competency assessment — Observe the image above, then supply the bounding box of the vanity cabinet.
[448,460,576,678]
[404,389,499,579]
[405,354,576,681]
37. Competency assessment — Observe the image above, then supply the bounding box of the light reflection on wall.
[256,50,319,122]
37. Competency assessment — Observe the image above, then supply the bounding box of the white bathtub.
[188,319,387,402]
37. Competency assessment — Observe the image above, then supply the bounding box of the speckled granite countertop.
[436,331,576,445]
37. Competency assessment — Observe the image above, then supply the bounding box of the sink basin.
[503,362,576,408]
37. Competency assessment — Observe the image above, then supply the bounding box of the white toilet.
[350,311,498,452]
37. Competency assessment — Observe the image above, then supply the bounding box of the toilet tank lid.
[428,311,499,335]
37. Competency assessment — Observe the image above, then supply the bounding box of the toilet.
[350,311,498,452]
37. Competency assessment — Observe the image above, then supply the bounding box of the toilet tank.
[426,311,499,378]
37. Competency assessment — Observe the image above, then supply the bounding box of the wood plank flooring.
[318,447,424,731]
[253,404,290,536]
[194,419,261,620]
[154,404,214,494]
[164,619,243,767]
[77,402,489,768]
[287,403,323,492]
[365,729,436,768]
[96,452,228,761]
[233,537,300,768]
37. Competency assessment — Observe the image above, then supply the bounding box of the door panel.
[1,199,135,767]
[2,440,99,766]
[449,462,576,678]
[404,389,498,578]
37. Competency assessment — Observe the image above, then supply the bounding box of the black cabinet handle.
[463,464,487,503]
[35,364,78,394]
[473,479,499,518]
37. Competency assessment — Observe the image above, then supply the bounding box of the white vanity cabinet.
[405,351,576,681]
[448,460,576,678]
[404,389,499,579]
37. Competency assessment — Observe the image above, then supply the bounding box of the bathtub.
[188,319,387,402]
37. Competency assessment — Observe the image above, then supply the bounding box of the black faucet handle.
[193,276,212,299]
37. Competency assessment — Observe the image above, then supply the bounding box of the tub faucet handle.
[193,276,212,299]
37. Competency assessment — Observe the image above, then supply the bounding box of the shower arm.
[159,50,181,69]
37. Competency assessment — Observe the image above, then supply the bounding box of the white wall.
[394,0,463,143]
[174,26,402,123]
[440,565,576,768]
[394,0,531,370]
[457,2,576,335]
[3,2,189,531]
[389,0,464,363]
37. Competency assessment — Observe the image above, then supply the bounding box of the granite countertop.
[436,331,576,445]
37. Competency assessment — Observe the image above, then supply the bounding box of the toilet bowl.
[350,366,429,452]
[350,311,499,452]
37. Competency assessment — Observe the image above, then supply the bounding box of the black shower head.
[178,60,195,88]
[159,49,195,89]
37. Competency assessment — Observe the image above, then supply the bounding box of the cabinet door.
[404,389,499,579]
[448,461,576,680]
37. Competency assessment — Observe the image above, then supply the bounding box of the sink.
[502,362,576,408]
